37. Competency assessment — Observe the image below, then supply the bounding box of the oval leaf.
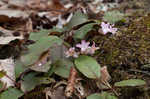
[15,60,27,78]
[66,11,88,30]
[87,93,101,99]
[114,79,146,87]
[73,23,95,39]
[21,72,55,92]
[0,88,23,99]
[54,59,73,78]
[21,36,63,67]
[103,10,124,24]
[75,55,101,79]
[87,92,117,99]
[29,29,50,41]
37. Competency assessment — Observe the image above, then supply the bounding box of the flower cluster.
[101,22,117,35]
[65,40,99,58]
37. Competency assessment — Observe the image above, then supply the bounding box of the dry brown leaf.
[74,82,85,99]
[0,36,23,45]
[0,58,15,88]
[0,27,14,36]
[8,0,26,9]
[0,9,29,22]
[0,27,24,44]
[24,18,33,33]
[44,86,66,99]
[100,66,111,84]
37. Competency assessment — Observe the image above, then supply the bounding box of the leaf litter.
[0,0,150,99]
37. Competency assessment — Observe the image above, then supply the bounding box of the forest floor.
[0,0,150,99]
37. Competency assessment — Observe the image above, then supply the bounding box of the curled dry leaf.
[26,0,47,10]
[8,0,26,9]
[50,0,66,11]
[0,36,23,45]
[44,86,66,99]
[100,66,119,96]
[0,9,29,22]
[100,66,111,84]
[65,67,77,97]
[0,27,14,36]
[74,82,85,98]
[0,27,24,45]
[0,58,15,88]
[24,18,33,33]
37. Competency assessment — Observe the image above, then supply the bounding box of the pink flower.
[101,22,117,34]
[65,47,79,58]
[76,40,90,53]
[87,42,99,54]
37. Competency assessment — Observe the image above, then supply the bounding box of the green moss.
[143,14,150,28]
[92,15,150,69]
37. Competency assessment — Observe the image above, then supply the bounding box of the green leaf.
[66,11,88,30]
[0,82,3,89]
[103,10,124,24]
[87,92,117,99]
[30,29,50,41]
[21,72,39,92]
[0,88,23,99]
[87,93,101,99]
[50,44,68,63]
[21,36,63,68]
[45,65,55,77]
[114,79,146,87]
[21,72,55,92]
[49,27,64,33]
[30,28,64,41]
[30,61,51,72]
[48,44,74,77]
[75,55,101,79]
[54,59,73,78]
[73,23,95,39]
[15,60,27,78]
[28,36,62,55]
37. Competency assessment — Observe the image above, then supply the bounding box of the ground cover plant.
[0,0,150,99]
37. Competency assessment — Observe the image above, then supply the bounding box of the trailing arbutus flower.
[65,40,99,58]
[65,47,79,58]
[100,22,117,35]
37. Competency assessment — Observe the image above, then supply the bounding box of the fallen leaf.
[0,58,15,88]
[0,36,23,45]
[0,9,29,22]
[44,86,66,99]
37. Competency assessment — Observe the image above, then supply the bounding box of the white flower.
[76,40,90,53]
[87,42,99,54]
[65,47,79,58]
[101,22,117,34]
